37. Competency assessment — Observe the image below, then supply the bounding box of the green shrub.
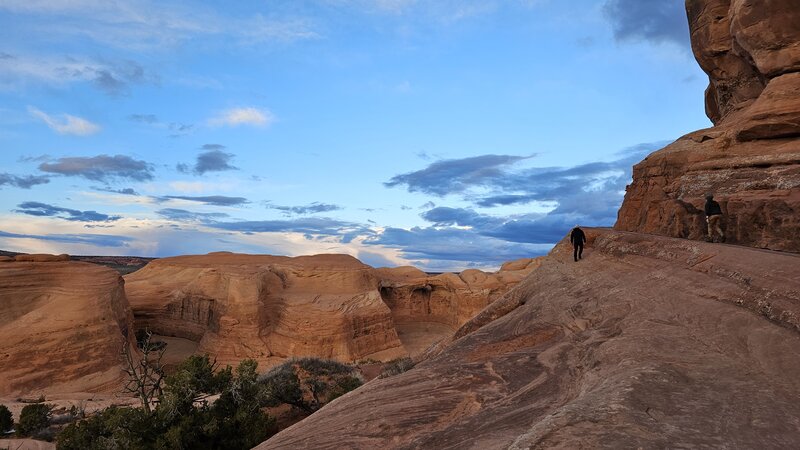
[16,403,52,437]
[0,404,12,433]
[260,357,363,413]
[58,357,276,450]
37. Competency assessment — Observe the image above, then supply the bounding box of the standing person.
[570,226,586,262]
[704,193,725,242]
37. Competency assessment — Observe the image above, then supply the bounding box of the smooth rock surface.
[258,229,800,449]
[0,261,136,396]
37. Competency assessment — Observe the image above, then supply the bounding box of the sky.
[0,0,711,271]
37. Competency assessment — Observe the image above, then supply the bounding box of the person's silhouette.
[570,226,586,262]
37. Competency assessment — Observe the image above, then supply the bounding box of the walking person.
[704,193,725,243]
[570,226,586,262]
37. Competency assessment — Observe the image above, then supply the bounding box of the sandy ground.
[152,334,200,370]
[394,320,455,357]
[0,439,55,450]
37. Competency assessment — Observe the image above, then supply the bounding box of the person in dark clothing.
[570,226,586,262]
[704,194,725,242]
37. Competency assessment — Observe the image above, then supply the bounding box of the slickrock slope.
[258,228,800,449]
[125,253,536,365]
[0,258,136,396]
[615,0,800,251]
[124,253,408,366]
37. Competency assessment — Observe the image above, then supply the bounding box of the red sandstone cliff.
[615,0,800,251]
[0,258,137,396]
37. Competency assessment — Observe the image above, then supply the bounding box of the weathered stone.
[257,229,800,449]
[0,261,136,396]
[616,0,800,252]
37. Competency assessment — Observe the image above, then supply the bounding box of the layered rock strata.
[258,229,800,449]
[615,0,800,251]
[0,258,136,396]
[376,258,540,328]
[124,253,407,366]
[124,253,537,366]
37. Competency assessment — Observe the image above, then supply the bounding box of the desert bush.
[58,357,276,450]
[260,357,363,413]
[0,404,12,433]
[379,357,415,378]
[16,402,52,437]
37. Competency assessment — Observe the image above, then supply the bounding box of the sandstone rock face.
[124,253,536,366]
[0,260,136,396]
[377,259,540,328]
[258,229,800,449]
[124,253,408,366]
[616,0,800,251]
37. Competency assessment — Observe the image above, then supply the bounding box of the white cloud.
[207,107,275,128]
[0,1,318,51]
[27,106,101,136]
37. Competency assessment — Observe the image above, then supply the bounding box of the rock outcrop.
[124,253,408,366]
[377,259,539,328]
[615,0,800,251]
[0,258,136,396]
[124,253,537,366]
[258,229,800,449]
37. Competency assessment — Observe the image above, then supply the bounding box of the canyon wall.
[124,253,539,366]
[0,257,136,396]
[615,0,800,251]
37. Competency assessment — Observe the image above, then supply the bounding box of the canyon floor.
[258,228,800,449]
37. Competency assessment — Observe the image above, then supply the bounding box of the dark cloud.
[385,154,532,196]
[15,201,121,222]
[90,60,149,96]
[17,155,50,163]
[94,186,139,196]
[419,207,566,244]
[387,142,664,248]
[177,148,238,175]
[603,0,690,47]
[266,202,342,215]
[0,173,50,189]
[209,217,367,237]
[162,195,249,206]
[168,122,194,137]
[156,208,229,222]
[474,194,539,207]
[128,114,159,124]
[364,226,549,267]
[38,154,154,182]
[0,230,131,247]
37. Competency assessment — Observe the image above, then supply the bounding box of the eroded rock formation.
[0,258,136,396]
[124,253,537,365]
[377,260,539,328]
[615,0,800,251]
[124,253,407,366]
[258,229,800,449]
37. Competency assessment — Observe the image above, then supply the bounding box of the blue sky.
[0,0,710,271]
